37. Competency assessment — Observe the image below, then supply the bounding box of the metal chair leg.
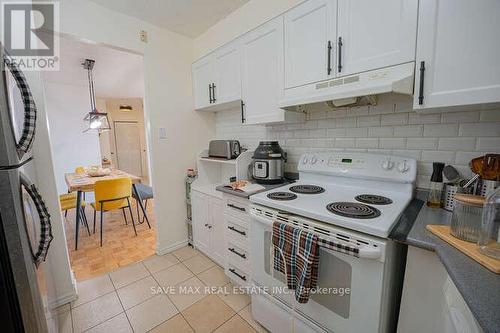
[122,207,128,225]
[136,199,140,223]
[64,210,68,218]
[127,198,137,236]
[141,199,149,224]
[81,207,90,236]
[100,210,104,247]
[93,209,97,234]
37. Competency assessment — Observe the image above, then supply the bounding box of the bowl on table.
[86,167,111,177]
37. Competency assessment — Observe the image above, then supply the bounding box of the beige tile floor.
[47,246,268,333]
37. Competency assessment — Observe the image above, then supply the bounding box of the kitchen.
[0,0,499,333]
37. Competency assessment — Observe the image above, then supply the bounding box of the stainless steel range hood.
[279,62,415,110]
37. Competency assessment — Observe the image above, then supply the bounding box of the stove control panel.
[298,152,417,183]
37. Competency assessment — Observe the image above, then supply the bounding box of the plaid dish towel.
[272,221,319,303]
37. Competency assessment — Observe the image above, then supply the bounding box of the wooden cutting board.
[426,225,500,274]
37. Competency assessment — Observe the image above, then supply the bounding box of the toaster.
[208,140,241,159]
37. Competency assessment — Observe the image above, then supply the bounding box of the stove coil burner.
[267,192,298,201]
[326,202,381,219]
[289,185,325,194]
[355,194,393,205]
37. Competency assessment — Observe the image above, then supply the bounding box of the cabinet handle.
[418,61,425,105]
[228,247,246,259]
[327,40,332,75]
[208,84,213,103]
[212,83,217,103]
[240,100,245,124]
[337,37,343,73]
[227,203,246,212]
[205,223,209,227]
[228,225,246,236]
[229,268,247,281]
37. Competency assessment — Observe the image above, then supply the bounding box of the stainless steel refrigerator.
[0,51,52,332]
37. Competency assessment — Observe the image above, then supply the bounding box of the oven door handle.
[358,246,382,260]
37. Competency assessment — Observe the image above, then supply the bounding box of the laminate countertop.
[390,190,500,333]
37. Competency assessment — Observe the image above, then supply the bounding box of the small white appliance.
[249,152,417,333]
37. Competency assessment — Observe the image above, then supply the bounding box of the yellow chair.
[91,178,136,246]
[59,194,90,235]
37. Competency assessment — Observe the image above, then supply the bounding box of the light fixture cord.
[87,65,96,111]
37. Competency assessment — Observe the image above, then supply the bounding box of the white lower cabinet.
[398,246,483,333]
[191,191,225,267]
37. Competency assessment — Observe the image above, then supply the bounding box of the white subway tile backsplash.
[476,137,500,152]
[479,110,500,122]
[357,115,380,127]
[438,137,476,151]
[215,98,499,189]
[459,123,500,137]
[421,151,456,164]
[423,124,459,137]
[407,138,438,150]
[381,113,408,126]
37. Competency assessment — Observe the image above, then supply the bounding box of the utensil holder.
[475,179,500,197]
[441,183,472,211]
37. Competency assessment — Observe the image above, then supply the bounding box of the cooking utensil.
[469,156,484,176]
[443,165,461,184]
[462,174,479,189]
[481,154,500,180]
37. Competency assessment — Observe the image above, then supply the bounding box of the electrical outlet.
[139,30,148,43]
[159,127,167,140]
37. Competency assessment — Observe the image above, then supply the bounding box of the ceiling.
[88,0,250,38]
[43,37,144,99]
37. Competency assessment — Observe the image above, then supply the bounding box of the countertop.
[390,190,500,333]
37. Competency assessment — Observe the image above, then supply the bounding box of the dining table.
[65,168,151,250]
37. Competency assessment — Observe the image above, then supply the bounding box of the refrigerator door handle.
[20,175,53,266]
[3,52,37,156]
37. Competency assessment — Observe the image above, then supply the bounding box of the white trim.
[47,290,77,309]
[156,239,189,255]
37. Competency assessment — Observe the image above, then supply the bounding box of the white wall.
[193,0,304,59]
[42,79,102,194]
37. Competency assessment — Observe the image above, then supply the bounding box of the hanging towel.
[272,221,319,303]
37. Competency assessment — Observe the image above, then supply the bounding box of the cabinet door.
[337,0,418,76]
[241,16,285,124]
[209,197,225,267]
[214,41,241,104]
[414,0,500,110]
[191,191,210,254]
[284,0,336,89]
[192,55,214,110]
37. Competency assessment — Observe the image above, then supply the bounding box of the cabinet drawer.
[226,220,249,243]
[226,263,250,287]
[226,240,250,271]
[224,197,249,221]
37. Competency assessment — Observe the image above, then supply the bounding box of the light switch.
[159,127,167,140]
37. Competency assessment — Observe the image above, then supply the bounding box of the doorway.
[114,121,143,177]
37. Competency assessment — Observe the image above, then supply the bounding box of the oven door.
[250,211,388,333]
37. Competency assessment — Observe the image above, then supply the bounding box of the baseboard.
[156,239,188,255]
[47,269,78,309]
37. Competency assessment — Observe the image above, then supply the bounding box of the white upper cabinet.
[284,0,336,88]
[192,55,215,110]
[214,41,242,105]
[337,0,418,77]
[192,39,242,110]
[414,0,500,111]
[241,16,285,124]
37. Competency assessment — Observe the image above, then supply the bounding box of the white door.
[337,0,418,76]
[192,55,215,109]
[241,16,285,125]
[284,0,336,89]
[414,0,500,110]
[114,122,142,177]
[192,191,210,253]
[214,41,242,104]
[209,197,225,266]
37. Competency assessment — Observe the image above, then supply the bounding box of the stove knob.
[397,161,409,173]
[302,156,309,164]
[311,156,318,164]
[381,159,394,170]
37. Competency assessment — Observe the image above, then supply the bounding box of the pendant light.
[82,59,110,133]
